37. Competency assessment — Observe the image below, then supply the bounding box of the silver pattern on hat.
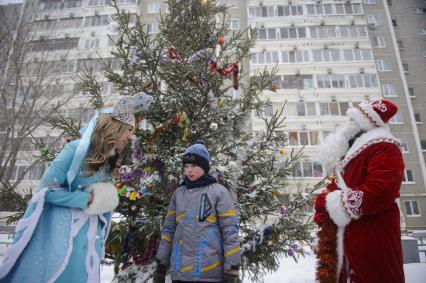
[111,92,153,127]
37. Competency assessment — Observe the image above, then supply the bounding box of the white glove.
[84,182,119,215]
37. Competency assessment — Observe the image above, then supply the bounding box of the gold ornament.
[129,191,137,201]
[279,148,286,156]
[272,191,279,200]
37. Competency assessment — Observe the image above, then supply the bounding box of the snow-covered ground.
[101,251,426,283]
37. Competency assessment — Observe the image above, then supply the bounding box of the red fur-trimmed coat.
[316,127,405,283]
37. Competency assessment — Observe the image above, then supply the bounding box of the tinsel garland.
[316,216,338,283]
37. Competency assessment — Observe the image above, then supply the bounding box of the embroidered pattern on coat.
[342,189,364,219]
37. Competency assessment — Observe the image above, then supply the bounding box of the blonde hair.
[84,114,130,173]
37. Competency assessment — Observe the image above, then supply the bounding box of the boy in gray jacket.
[153,142,241,283]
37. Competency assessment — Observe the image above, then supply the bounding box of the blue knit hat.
[182,141,210,173]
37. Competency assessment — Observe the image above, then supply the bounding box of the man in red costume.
[314,99,405,283]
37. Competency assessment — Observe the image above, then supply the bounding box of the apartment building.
[245,0,426,231]
[363,0,426,230]
[1,0,139,188]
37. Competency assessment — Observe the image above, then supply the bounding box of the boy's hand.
[153,263,167,283]
[224,269,239,283]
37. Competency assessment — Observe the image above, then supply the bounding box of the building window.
[376,59,391,71]
[364,0,376,4]
[423,51,426,58]
[84,15,110,27]
[392,19,397,27]
[411,8,426,14]
[420,140,426,151]
[414,113,422,123]
[279,27,306,39]
[372,36,386,48]
[292,161,323,178]
[275,75,314,90]
[408,87,415,97]
[263,104,274,117]
[116,0,137,3]
[405,200,420,216]
[229,19,240,30]
[403,169,414,183]
[319,102,349,116]
[286,102,316,117]
[389,111,403,124]
[382,84,397,97]
[402,63,410,73]
[251,51,279,64]
[277,5,304,16]
[386,0,392,7]
[257,28,279,40]
[367,14,381,26]
[84,38,100,49]
[248,6,275,18]
[288,131,319,146]
[147,2,161,14]
[30,38,79,51]
[87,0,111,6]
[399,138,409,153]
[147,23,159,34]
[415,28,426,36]
[397,40,403,49]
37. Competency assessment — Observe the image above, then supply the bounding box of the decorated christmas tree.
[79,0,316,281]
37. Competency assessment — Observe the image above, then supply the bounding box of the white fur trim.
[86,215,100,283]
[0,188,48,279]
[84,182,119,215]
[336,226,345,281]
[347,107,374,131]
[318,120,361,174]
[326,191,351,227]
[359,102,386,128]
[340,127,399,170]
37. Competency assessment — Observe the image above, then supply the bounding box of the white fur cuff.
[84,182,119,215]
[326,190,351,227]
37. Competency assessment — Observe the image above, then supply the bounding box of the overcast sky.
[0,0,24,5]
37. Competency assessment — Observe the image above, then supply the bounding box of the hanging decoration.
[207,60,239,90]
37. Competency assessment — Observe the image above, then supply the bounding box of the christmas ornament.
[39,148,50,157]
[270,84,279,92]
[279,206,287,217]
[129,191,137,201]
[118,186,127,196]
[187,48,213,64]
[279,148,286,156]
[207,61,239,90]
[209,122,218,131]
[168,48,178,59]
[217,37,225,45]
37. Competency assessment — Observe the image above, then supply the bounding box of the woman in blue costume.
[0,93,153,283]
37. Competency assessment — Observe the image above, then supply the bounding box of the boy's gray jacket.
[156,183,241,282]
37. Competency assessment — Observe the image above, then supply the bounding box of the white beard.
[318,120,362,174]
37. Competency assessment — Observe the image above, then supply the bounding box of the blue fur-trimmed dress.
[0,140,112,283]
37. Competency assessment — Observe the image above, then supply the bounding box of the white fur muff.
[84,182,119,215]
